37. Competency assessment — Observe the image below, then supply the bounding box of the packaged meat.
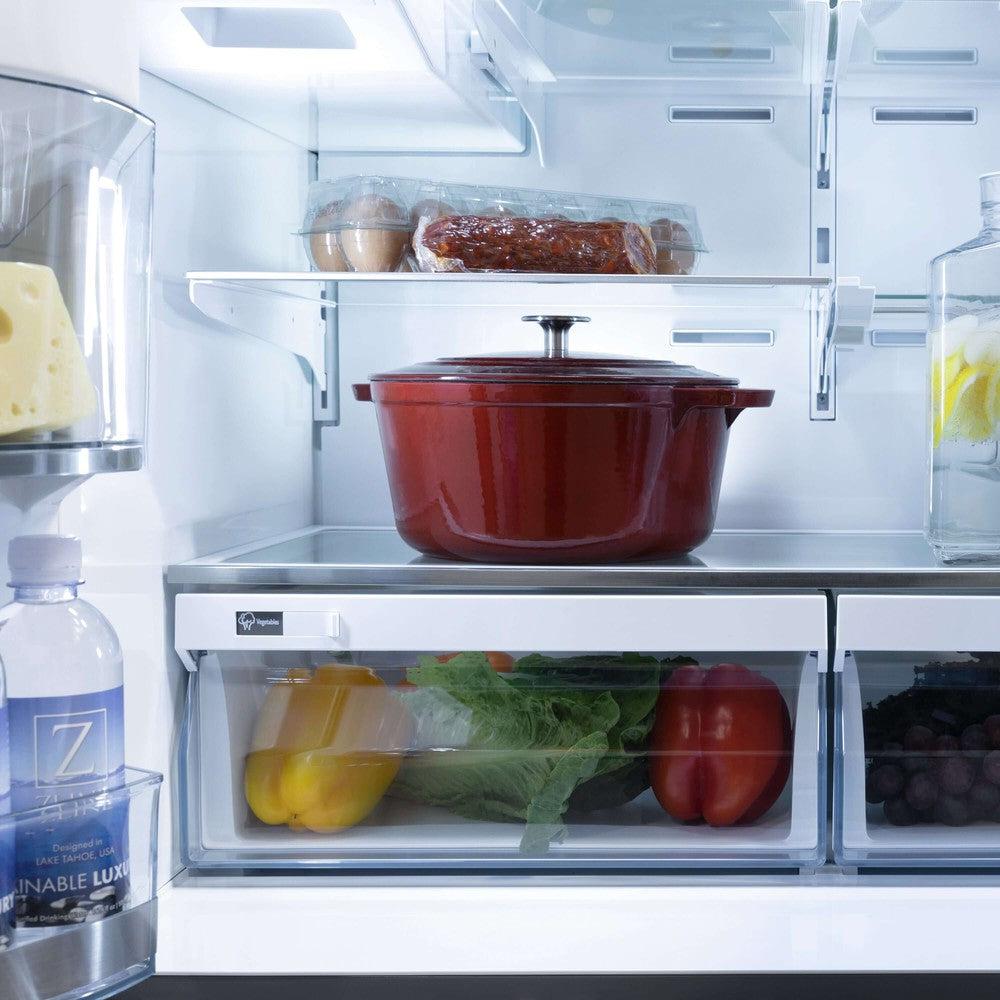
[413,215,658,275]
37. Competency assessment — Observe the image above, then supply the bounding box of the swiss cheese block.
[0,262,97,438]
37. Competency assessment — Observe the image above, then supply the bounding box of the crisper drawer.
[175,593,827,871]
[836,594,1000,867]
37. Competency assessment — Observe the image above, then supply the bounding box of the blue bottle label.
[9,688,127,926]
[0,704,13,949]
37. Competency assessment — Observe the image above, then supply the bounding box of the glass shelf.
[187,271,832,306]
[505,0,830,89]
[841,0,1000,89]
[167,527,1000,591]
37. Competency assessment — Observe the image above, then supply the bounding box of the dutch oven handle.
[522,315,590,358]
[672,386,775,429]
[727,388,775,427]
[353,383,373,402]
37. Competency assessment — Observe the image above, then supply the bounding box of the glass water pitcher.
[928,172,1000,562]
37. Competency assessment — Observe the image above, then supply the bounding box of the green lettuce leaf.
[391,651,674,853]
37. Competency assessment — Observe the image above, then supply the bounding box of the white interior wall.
[49,73,316,882]
[316,89,931,533]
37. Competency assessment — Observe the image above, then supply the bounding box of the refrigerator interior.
[10,0,1000,987]
[115,0,1000,879]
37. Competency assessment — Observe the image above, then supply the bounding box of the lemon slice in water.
[937,364,995,446]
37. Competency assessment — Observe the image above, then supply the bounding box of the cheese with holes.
[0,263,96,438]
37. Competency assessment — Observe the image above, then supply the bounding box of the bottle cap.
[8,535,83,587]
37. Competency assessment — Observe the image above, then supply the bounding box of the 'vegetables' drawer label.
[236,611,284,636]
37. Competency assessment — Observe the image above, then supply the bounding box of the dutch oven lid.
[370,316,738,386]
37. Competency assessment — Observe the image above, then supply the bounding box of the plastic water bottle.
[0,650,13,948]
[0,535,127,927]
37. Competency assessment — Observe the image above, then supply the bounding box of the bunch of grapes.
[866,715,1000,826]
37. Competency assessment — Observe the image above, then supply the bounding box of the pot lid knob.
[522,315,591,359]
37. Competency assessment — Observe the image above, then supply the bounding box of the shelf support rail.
[812,279,876,419]
[188,278,338,426]
[810,0,866,419]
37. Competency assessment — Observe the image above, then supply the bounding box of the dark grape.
[984,715,1000,750]
[938,755,976,796]
[904,725,935,754]
[905,770,939,811]
[969,780,1000,820]
[934,794,971,827]
[903,753,930,773]
[883,796,917,826]
[875,741,904,769]
[962,724,991,756]
[931,709,959,730]
[983,750,1000,786]
[931,734,961,762]
[867,764,905,803]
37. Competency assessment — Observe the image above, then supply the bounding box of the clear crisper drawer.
[176,593,826,870]
[0,768,162,1000]
[835,595,1000,867]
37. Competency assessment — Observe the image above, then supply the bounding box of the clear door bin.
[0,768,161,1000]
[176,593,826,870]
[0,74,153,477]
[836,595,1000,867]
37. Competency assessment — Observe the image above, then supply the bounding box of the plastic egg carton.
[298,175,706,274]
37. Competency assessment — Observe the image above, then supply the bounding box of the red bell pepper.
[650,663,792,827]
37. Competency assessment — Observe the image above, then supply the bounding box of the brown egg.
[340,194,411,273]
[650,218,697,275]
[410,198,455,227]
[308,205,347,271]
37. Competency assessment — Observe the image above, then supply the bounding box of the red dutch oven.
[354,315,773,563]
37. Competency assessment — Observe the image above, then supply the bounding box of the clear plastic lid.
[299,175,707,251]
[299,176,419,234]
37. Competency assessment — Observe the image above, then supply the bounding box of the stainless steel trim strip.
[0,900,156,1000]
[0,444,143,478]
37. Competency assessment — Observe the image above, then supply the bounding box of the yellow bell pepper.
[244,664,412,833]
